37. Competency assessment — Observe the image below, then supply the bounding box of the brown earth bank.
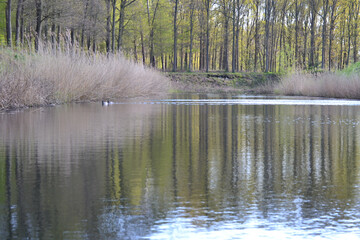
[166,72,281,94]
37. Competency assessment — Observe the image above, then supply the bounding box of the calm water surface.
[1,94,360,239]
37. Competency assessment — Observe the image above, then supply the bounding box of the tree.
[35,0,42,51]
[15,0,24,46]
[5,0,12,46]
[253,0,260,71]
[188,0,195,71]
[117,0,137,51]
[2,0,360,73]
[173,0,179,71]
[308,0,319,69]
[204,0,211,72]
[111,0,117,52]
[320,0,329,69]
[264,0,273,72]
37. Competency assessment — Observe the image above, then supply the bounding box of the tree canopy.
[1,0,359,72]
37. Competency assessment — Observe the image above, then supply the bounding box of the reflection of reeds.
[276,72,360,99]
[0,47,169,110]
[0,103,156,171]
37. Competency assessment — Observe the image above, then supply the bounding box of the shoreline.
[167,72,280,94]
[3,63,360,112]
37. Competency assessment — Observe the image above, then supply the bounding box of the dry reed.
[0,47,169,110]
[276,71,360,99]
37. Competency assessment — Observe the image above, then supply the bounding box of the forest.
[0,0,359,73]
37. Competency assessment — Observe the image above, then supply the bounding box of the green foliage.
[0,2,6,46]
[339,62,360,76]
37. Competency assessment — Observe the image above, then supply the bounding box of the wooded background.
[1,0,359,72]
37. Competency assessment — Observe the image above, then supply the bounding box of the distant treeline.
[1,0,358,72]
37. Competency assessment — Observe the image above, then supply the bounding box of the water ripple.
[133,98,360,106]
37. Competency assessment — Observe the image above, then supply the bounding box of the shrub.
[276,71,360,99]
[0,48,169,110]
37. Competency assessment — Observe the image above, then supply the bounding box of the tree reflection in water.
[0,96,359,239]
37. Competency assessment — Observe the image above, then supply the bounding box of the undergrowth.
[0,46,169,110]
[276,69,360,99]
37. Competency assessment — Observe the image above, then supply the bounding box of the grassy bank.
[0,48,169,111]
[168,72,280,93]
[276,67,360,99]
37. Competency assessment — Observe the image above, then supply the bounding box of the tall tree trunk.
[106,0,111,53]
[133,37,138,62]
[5,0,12,47]
[235,22,240,71]
[140,30,146,64]
[279,2,285,71]
[81,0,89,49]
[184,52,188,70]
[161,54,165,71]
[254,0,260,71]
[353,3,360,63]
[93,38,97,53]
[270,20,276,72]
[200,31,204,70]
[57,25,61,49]
[43,19,48,49]
[213,45,217,69]
[338,18,345,69]
[150,29,155,67]
[245,15,250,71]
[235,1,241,72]
[264,0,271,72]
[15,0,24,46]
[309,0,317,69]
[87,35,91,51]
[20,2,24,44]
[304,17,308,67]
[173,0,179,72]
[199,34,203,69]
[353,23,358,63]
[294,0,299,66]
[51,24,56,50]
[219,45,223,70]
[347,4,352,66]
[180,35,184,70]
[189,0,194,72]
[321,0,329,69]
[239,24,243,71]
[81,28,85,48]
[35,0,42,52]
[328,0,338,70]
[205,0,211,72]
[117,0,125,50]
[147,0,160,67]
[232,0,236,73]
[70,28,75,46]
[111,0,117,52]
[223,11,229,72]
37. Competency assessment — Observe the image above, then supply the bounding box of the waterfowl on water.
[102,100,114,106]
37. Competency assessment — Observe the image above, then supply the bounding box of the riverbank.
[168,72,281,94]
[3,46,360,112]
[0,48,169,111]
[169,70,360,100]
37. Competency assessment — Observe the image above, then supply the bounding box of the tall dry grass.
[276,71,360,99]
[0,47,169,110]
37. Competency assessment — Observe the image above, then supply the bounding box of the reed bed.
[0,47,169,110]
[276,71,360,99]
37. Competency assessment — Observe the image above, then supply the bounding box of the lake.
[1,94,360,239]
